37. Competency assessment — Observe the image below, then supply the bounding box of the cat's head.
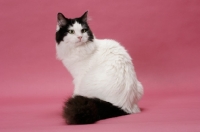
[56,11,94,46]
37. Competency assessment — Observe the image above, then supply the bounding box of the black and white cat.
[55,11,143,124]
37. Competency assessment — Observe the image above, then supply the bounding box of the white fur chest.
[56,40,97,83]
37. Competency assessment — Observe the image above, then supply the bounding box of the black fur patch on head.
[56,11,94,44]
[63,95,128,125]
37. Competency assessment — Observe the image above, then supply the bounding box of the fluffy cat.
[55,11,144,124]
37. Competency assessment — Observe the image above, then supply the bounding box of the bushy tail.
[63,95,128,124]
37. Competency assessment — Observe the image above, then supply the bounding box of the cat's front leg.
[72,78,82,97]
[132,104,141,113]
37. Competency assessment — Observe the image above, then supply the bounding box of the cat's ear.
[57,13,67,27]
[80,11,88,22]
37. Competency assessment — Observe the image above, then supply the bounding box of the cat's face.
[56,11,94,46]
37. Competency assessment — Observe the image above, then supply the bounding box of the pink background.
[0,0,200,131]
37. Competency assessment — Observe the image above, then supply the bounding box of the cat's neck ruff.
[56,39,97,62]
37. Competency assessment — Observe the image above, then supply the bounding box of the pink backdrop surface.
[0,0,200,132]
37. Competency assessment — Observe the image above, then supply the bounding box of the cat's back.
[94,39,132,63]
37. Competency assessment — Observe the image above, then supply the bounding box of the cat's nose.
[78,36,82,40]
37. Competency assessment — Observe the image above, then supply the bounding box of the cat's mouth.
[76,38,87,44]
[75,40,84,45]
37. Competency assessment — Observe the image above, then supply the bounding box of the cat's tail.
[63,95,128,124]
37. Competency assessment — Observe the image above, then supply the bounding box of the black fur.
[63,95,128,125]
[56,12,94,44]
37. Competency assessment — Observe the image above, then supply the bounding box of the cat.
[55,11,144,124]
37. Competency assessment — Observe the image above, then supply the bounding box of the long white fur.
[56,22,143,113]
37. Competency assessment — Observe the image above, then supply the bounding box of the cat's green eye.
[68,30,75,34]
[81,29,87,33]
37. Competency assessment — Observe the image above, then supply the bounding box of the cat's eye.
[68,30,75,34]
[81,29,87,33]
